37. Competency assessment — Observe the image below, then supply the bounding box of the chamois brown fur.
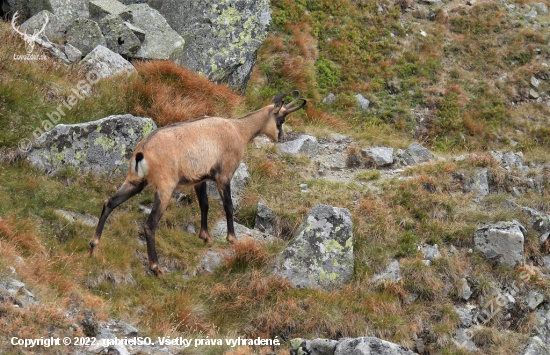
[90,92,306,276]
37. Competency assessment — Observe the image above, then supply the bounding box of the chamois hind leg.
[144,189,172,276]
[194,182,212,244]
[217,181,237,243]
[90,181,146,256]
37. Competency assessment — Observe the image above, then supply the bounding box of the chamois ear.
[270,93,287,114]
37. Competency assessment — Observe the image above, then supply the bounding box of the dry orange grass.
[129,60,244,126]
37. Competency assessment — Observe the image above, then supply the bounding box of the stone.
[66,17,106,56]
[89,0,133,23]
[290,338,339,355]
[254,201,276,235]
[26,114,156,176]
[458,278,472,300]
[454,328,478,351]
[206,162,249,206]
[79,45,137,79]
[161,0,271,92]
[464,168,489,200]
[123,21,146,43]
[535,2,549,15]
[54,209,98,227]
[19,10,55,41]
[274,204,353,289]
[530,89,540,99]
[474,221,525,267]
[355,94,370,110]
[26,0,89,40]
[395,149,415,166]
[522,336,550,355]
[63,43,82,62]
[212,220,276,243]
[527,291,544,310]
[99,15,142,56]
[278,135,319,157]
[407,142,433,163]
[335,337,416,355]
[362,147,394,167]
[372,260,401,284]
[419,244,441,261]
[198,249,230,274]
[127,3,185,60]
[0,278,39,308]
[322,93,336,104]
[520,206,550,239]
[455,307,473,327]
[531,76,541,88]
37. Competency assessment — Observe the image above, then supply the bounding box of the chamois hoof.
[88,239,99,257]
[226,234,237,244]
[150,264,165,277]
[198,230,213,244]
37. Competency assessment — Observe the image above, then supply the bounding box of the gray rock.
[531,76,541,88]
[355,94,370,110]
[525,9,539,22]
[458,278,472,300]
[254,201,276,235]
[489,151,524,168]
[454,328,477,351]
[522,336,550,355]
[419,244,441,261]
[198,249,230,274]
[278,135,319,157]
[527,291,544,310]
[290,338,339,355]
[54,209,98,227]
[128,3,185,60]
[362,147,394,167]
[335,337,416,355]
[63,43,82,62]
[212,220,275,243]
[455,307,473,327]
[161,0,271,92]
[474,221,525,267]
[274,204,353,289]
[124,21,146,43]
[27,0,89,40]
[79,45,137,79]
[99,15,142,56]
[89,0,133,22]
[464,168,489,200]
[66,17,106,56]
[0,278,39,308]
[407,142,433,163]
[206,162,249,206]
[322,93,336,104]
[395,149,415,166]
[372,260,401,284]
[26,114,156,176]
[19,10,55,41]
[535,2,549,15]
[521,206,550,240]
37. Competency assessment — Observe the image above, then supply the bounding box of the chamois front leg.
[144,189,172,277]
[90,181,145,257]
[217,181,237,243]
[194,182,213,244]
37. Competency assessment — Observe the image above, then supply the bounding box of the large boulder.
[474,221,525,267]
[335,337,416,355]
[98,15,142,56]
[79,45,137,78]
[274,204,353,289]
[290,337,417,355]
[278,135,319,157]
[66,17,106,56]
[160,0,271,91]
[26,0,89,40]
[362,147,394,167]
[26,114,156,176]
[407,142,433,163]
[89,0,133,22]
[127,3,185,60]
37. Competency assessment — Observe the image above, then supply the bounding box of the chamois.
[89,91,307,276]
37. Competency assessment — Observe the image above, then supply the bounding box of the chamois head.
[263,90,307,142]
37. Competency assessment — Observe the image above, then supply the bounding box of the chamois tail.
[133,152,149,178]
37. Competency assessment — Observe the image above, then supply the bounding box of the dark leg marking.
[144,191,171,276]
[90,181,146,256]
[194,182,212,243]
[218,182,237,243]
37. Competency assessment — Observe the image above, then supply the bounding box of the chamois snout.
[264,90,307,142]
